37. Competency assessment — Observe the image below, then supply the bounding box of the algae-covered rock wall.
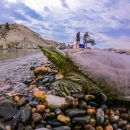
[40,47,120,100]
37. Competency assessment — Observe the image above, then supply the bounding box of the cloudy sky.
[0,0,130,49]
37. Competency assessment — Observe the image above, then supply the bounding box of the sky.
[0,0,130,49]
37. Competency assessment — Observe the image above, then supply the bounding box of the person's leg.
[77,41,80,48]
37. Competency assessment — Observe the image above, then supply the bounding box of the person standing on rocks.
[76,32,80,48]
[83,32,90,48]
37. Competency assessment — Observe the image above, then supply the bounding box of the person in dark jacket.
[83,32,90,48]
[76,32,80,48]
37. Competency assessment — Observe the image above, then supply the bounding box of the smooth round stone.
[29,100,39,107]
[18,97,27,106]
[48,119,63,126]
[53,126,71,130]
[32,113,42,123]
[110,115,119,123]
[57,115,70,124]
[54,108,63,115]
[104,124,113,130]
[78,100,87,109]
[118,119,128,128]
[20,108,31,123]
[65,109,86,117]
[90,92,107,103]
[84,124,96,130]
[84,94,95,101]
[96,126,103,130]
[35,128,50,130]
[89,118,96,127]
[17,123,25,130]
[43,112,56,120]
[72,116,91,124]
[96,108,105,125]
[87,107,96,115]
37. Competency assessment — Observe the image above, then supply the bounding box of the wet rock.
[72,125,81,130]
[87,107,96,115]
[57,115,70,124]
[36,105,46,113]
[18,97,27,106]
[46,95,68,109]
[48,119,63,126]
[78,100,87,109]
[65,109,86,117]
[72,116,91,124]
[53,126,71,130]
[96,126,103,130]
[84,94,95,101]
[14,96,20,103]
[32,113,42,123]
[54,108,63,115]
[29,100,39,107]
[110,115,119,123]
[33,66,51,75]
[91,92,107,103]
[33,91,46,101]
[84,124,96,130]
[43,112,56,120]
[51,70,58,75]
[65,96,75,105]
[104,124,113,130]
[89,118,96,127]
[35,123,45,129]
[0,100,18,118]
[96,108,104,125]
[20,108,31,123]
[101,104,107,112]
[25,126,33,130]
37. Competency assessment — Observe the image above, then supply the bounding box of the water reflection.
[0,49,40,61]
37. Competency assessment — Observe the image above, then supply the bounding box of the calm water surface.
[0,49,40,61]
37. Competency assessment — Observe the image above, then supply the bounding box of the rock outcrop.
[0,23,59,49]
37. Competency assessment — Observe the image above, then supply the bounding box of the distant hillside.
[0,23,59,49]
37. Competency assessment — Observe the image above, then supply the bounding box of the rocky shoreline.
[0,53,130,130]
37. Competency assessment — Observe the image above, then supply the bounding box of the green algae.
[39,46,119,100]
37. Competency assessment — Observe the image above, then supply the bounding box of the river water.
[0,49,48,92]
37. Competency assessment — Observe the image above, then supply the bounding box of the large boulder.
[68,49,130,100]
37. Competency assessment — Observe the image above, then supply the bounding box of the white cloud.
[4,0,130,49]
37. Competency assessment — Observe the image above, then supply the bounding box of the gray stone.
[53,126,71,130]
[20,108,31,123]
[0,100,18,118]
[96,108,104,125]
